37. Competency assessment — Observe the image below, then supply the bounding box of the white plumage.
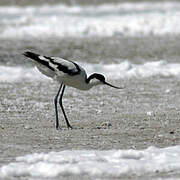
[24,51,122,129]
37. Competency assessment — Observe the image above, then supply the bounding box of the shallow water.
[0,2,180,38]
[1,1,180,180]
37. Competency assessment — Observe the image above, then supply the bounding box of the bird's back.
[24,52,88,88]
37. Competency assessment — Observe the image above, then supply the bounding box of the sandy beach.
[1,77,180,166]
[1,1,180,178]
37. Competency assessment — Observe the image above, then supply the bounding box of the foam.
[1,146,180,178]
[0,66,49,82]
[0,2,180,38]
[1,61,180,82]
[83,60,180,79]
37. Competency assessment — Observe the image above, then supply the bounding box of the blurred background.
[0,0,180,67]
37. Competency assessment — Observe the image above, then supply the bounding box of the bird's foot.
[56,126,61,130]
[56,124,73,130]
[68,125,73,130]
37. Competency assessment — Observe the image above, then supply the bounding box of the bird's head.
[86,73,122,89]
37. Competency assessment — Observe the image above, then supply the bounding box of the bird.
[23,51,123,130]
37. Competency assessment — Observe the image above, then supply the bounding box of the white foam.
[74,60,180,79]
[0,2,180,38]
[1,146,180,178]
[1,61,180,82]
[0,66,49,82]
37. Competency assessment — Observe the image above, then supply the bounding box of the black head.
[86,73,123,89]
[93,73,105,82]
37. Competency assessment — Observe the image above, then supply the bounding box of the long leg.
[59,85,73,129]
[54,84,63,130]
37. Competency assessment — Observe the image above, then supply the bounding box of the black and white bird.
[23,51,122,130]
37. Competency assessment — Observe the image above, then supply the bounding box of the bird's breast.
[55,71,90,90]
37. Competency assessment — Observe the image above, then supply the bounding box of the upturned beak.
[104,81,123,89]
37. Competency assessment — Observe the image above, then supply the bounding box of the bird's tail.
[23,51,41,62]
[23,51,55,71]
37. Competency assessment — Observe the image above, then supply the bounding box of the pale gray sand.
[1,77,180,169]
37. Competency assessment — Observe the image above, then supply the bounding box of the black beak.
[104,81,123,89]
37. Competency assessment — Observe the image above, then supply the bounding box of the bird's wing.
[49,56,81,75]
[24,52,81,76]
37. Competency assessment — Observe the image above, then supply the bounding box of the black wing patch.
[24,51,81,76]
[23,52,55,71]
[44,56,81,76]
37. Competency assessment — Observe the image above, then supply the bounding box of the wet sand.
[1,77,180,171]
[1,35,180,67]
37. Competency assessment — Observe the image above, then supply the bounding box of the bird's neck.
[85,74,102,90]
[86,74,95,84]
